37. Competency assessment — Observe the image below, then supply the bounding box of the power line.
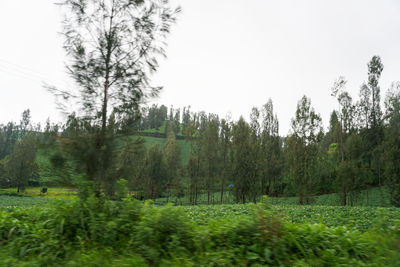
[0,58,69,88]
[0,64,44,84]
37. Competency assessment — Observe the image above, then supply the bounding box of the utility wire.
[0,58,70,88]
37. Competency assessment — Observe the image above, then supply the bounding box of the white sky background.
[0,1,399,135]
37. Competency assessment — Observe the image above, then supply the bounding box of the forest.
[0,0,399,266]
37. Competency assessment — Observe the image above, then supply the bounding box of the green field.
[0,197,399,266]
[182,203,400,232]
[0,185,393,208]
[0,195,51,210]
[1,187,398,233]
[0,186,398,265]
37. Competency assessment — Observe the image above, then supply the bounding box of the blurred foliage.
[0,197,399,266]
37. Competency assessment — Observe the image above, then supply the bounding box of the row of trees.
[2,1,399,207]
[1,56,399,206]
[120,55,400,206]
[104,55,399,206]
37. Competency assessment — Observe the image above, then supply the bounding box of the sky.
[0,0,399,135]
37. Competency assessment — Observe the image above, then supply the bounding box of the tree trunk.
[220,179,224,204]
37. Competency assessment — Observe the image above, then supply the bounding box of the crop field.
[1,190,399,233]
[182,203,400,232]
[0,195,51,210]
[0,196,399,266]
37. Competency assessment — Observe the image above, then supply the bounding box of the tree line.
[119,55,400,206]
[1,55,399,207]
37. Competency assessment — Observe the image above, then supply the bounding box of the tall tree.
[5,134,38,192]
[231,117,258,203]
[118,137,147,193]
[219,118,232,203]
[368,56,384,132]
[0,122,19,160]
[50,0,180,195]
[287,96,322,204]
[185,117,201,205]
[163,128,181,202]
[145,143,166,199]
[367,56,384,187]
[357,83,372,130]
[260,99,282,196]
[383,82,400,206]
[20,109,31,136]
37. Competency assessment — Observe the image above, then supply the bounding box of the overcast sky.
[0,0,399,135]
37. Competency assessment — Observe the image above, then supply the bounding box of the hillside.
[35,133,191,186]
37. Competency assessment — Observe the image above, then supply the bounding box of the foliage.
[0,199,399,266]
[47,0,180,197]
[3,134,38,193]
[231,117,258,203]
[384,82,400,206]
[287,95,322,204]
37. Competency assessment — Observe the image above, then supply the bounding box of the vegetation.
[0,196,399,266]
[0,0,399,265]
[45,0,180,197]
[1,56,399,208]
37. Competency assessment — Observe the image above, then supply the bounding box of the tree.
[5,134,38,192]
[367,56,385,188]
[383,82,400,206]
[50,0,180,196]
[0,122,19,160]
[357,83,371,130]
[231,117,258,203]
[218,118,232,203]
[368,56,384,132]
[331,77,354,162]
[0,159,7,188]
[205,115,220,204]
[163,128,181,202]
[337,133,364,206]
[145,143,166,199]
[185,117,201,205]
[118,137,147,193]
[20,109,31,136]
[260,99,282,196]
[287,96,322,204]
